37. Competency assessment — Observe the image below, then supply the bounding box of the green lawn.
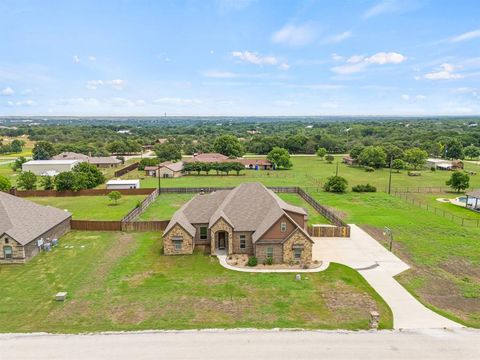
[310,191,480,328]
[138,193,194,220]
[277,193,330,224]
[27,195,146,220]
[120,156,480,191]
[0,231,392,333]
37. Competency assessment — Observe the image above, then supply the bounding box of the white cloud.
[72,55,80,63]
[401,94,426,101]
[331,53,344,61]
[1,87,14,96]
[271,24,316,47]
[363,0,401,19]
[401,94,410,100]
[7,99,36,106]
[449,29,480,43]
[231,51,289,70]
[202,70,238,78]
[88,55,96,61]
[330,51,406,74]
[153,97,202,105]
[86,79,126,90]
[324,31,352,44]
[422,63,463,80]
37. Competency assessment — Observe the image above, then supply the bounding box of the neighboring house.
[53,152,121,168]
[239,158,273,170]
[0,192,71,264]
[427,158,464,170]
[342,156,356,166]
[106,179,140,189]
[145,161,184,178]
[184,152,230,163]
[22,160,81,176]
[465,189,480,211]
[163,183,313,264]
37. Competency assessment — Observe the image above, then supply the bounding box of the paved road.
[313,225,462,329]
[1,329,478,359]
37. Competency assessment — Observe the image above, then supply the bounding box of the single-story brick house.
[163,183,313,264]
[145,161,185,178]
[239,158,273,170]
[0,192,72,264]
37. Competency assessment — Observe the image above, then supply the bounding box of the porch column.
[210,230,215,255]
[228,230,233,256]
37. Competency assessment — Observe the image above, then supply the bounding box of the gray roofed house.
[163,183,314,264]
[53,152,121,168]
[0,192,72,264]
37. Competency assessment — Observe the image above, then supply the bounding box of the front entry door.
[217,232,226,250]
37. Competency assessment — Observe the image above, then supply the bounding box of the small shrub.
[323,175,348,193]
[136,200,142,208]
[364,166,375,172]
[352,184,377,192]
[430,166,436,172]
[266,257,273,265]
[247,256,258,267]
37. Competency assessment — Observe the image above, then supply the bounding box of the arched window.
[3,246,13,259]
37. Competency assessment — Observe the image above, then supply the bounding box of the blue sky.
[1,0,480,116]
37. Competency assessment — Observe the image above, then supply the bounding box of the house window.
[266,247,273,258]
[294,248,302,260]
[172,236,183,251]
[200,226,208,240]
[4,238,9,244]
[239,235,246,249]
[3,246,12,259]
[280,222,287,232]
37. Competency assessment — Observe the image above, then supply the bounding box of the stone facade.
[282,229,313,264]
[163,224,194,255]
[210,218,233,255]
[232,231,254,255]
[255,243,283,264]
[0,235,24,264]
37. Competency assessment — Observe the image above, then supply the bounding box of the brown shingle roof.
[0,192,72,246]
[467,189,480,198]
[164,183,307,243]
[160,161,184,172]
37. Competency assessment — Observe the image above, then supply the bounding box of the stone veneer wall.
[163,224,194,255]
[0,234,25,264]
[210,218,233,255]
[255,243,283,264]
[282,230,313,264]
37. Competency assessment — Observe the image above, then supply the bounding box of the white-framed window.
[266,247,273,258]
[3,246,13,259]
[280,222,287,232]
[172,236,183,251]
[294,248,302,260]
[239,235,246,249]
[200,226,208,240]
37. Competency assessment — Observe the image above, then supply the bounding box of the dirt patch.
[124,271,155,287]
[325,206,347,220]
[109,303,152,325]
[440,258,480,279]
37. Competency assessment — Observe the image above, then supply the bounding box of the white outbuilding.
[22,160,81,176]
[106,179,141,190]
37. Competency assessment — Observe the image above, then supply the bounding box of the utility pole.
[388,157,393,194]
[157,165,161,193]
[335,159,339,177]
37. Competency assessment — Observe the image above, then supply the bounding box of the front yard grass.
[27,195,146,220]
[311,191,480,328]
[138,193,194,221]
[0,231,392,333]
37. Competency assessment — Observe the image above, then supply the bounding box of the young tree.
[108,191,122,205]
[404,147,428,169]
[32,141,56,160]
[267,147,292,169]
[391,159,406,172]
[316,147,327,159]
[41,175,55,190]
[464,145,480,160]
[323,176,348,193]
[11,156,27,171]
[10,139,24,153]
[0,175,12,192]
[358,146,387,168]
[446,172,470,192]
[325,154,335,163]
[154,143,182,163]
[17,171,37,190]
[231,162,244,175]
[213,135,245,157]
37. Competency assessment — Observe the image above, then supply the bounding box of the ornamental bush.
[247,256,258,267]
[352,184,377,192]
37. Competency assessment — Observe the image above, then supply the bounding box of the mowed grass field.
[0,231,392,333]
[120,156,480,190]
[138,192,330,224]
[27,195,146,220]
[309,191,480,328]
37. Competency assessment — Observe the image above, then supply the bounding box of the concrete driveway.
[313,224,462,330]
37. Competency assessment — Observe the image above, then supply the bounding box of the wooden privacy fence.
[11,188,156,197]
[114,162,139,177]
[307,225,350,237]
[71,220,169,232]
[122,189,159,222]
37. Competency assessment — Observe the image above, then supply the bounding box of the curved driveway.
[312,224,462,329]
